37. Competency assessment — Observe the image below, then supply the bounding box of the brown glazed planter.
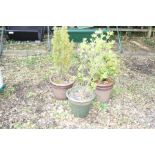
[50,79,74,100]
[96,80,113,103]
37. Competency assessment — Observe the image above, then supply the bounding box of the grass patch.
[26,91,37,98]
[0,85,15,99]
[15,54,52,68]
[142,38,155,48]
[13,121,37,129]
[111,87,127,98]
[94,102,109,111]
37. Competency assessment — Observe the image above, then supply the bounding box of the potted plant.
[50,27,75,100]
[77,30,120,103]
[66,40,96,118]
[91,50,120,103]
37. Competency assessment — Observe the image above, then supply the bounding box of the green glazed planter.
[66,86,95,118]
[0,84,6,93]
[68,28,108,42]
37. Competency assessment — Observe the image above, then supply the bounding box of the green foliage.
[143,38,155,47]
[24,56,39,67]
[94,101,109,111]
[90,50,120,83]
[13,122,37,129]
[77,39,91,88]
[20,55,52,68]
[0,85,15,99]
[77,29,120,89]
[26,91,37,98]
[52,27,74,77]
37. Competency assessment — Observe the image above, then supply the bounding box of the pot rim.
[50,77,75,87]
[96,79,114,87]
[66,86,96,104]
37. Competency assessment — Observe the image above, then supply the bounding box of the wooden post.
[147,26,152,38]
[126,26,132,36]
[153,28,155,37]
[47,26,51,52]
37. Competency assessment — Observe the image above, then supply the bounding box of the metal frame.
[47,26,51,52]
[0,26,4,56]
[116,26,123,53]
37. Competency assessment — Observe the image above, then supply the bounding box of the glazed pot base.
[66,86,95,118]
[0,84,6,93]
[70,102,92,118]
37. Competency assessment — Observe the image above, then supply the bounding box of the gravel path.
[0,47,155,128]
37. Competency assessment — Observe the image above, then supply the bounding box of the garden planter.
[50,79,74,100]
[0,84,6,93]
[96,80,113,103]
[66,86,95,118]
[68,27,108,42]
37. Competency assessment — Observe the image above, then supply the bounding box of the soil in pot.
[66,86,95,118]
[96,79,113,103]
[50,75,75,100]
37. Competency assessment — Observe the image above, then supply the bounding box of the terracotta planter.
[50,79,74,100]
[96,80,113,103]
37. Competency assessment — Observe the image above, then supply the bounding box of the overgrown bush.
[52,27,74,79]
[77,29,120,89]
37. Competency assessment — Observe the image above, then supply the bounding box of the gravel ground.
[0,41,155,129]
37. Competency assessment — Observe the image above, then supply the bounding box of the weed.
[111,87,127,97]
[26,91,37,98]
[143,38,155,48]
[0,86,15,99]
[94,102,108,111]
[13,121,37,129]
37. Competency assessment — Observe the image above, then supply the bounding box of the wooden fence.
[108,26,154,38]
